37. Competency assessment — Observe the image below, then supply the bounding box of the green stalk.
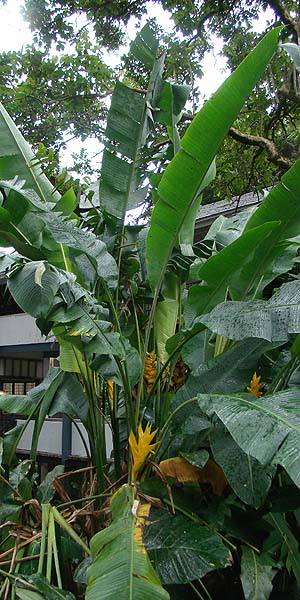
[135,287,160,426]
[38,503,50,575]
[83,355,105,492]
[49,512,62,589]
[69,415,91,460]
[57,491,112,509]
[158,396,197,448]
[52,507,90,555]
[46,511,54,582]
[129,283,143,357]
[197,579,214,600]
[189,582,205,600]
[267,355,300,394]
[108,384,121,480]
[103,281,135,432]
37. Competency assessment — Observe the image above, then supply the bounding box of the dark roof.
[195,189,265,232]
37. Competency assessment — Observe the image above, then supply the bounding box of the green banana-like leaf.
[184,221,279,329]
[0,180,118,287]
[179,159,216,256]
[99,26,162,221]
[86,485,169,600]
[197,279,300,342]
[197,389,300,488]
[211,431,276,508]
[230,158,300,298]
[155,270,181,364]
[240,546,275,600]
[0,103,60,203]
[146,27,281,291]
[144,510,231,585]
[7,261,123,359]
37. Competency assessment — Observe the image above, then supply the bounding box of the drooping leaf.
[197,280,300,343]
[211,431,275,507]
[241,546,275,600]
[232,159,300,297]
[182,337,276,392]
[146,28,281,291]
[0,103,60,203]
[184,222,279,329]
[8,261,60,318]
[159,456,203,483]
[159,456,227,496]
[86,484,169,600]
[197,390,300,488]
[144,510,231,584]
[99,26,166,222]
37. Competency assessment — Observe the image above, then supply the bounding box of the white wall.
[16,418,113,458]
[0,313,55,346]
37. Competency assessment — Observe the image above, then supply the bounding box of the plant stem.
[38,504,50,575]
[189,582,205,600]
[135,287,160,426]
[267,355,300,394]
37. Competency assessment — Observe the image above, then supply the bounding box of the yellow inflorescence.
[107,380,114,401]
[247,372,264,397]
[129,422,158,481]
[143,351,157,393]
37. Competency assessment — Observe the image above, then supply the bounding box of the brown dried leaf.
[159,457,228,496]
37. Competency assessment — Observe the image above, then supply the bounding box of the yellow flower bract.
[144,351,157,393]
[129,422,158,481]
[247,371,264,397]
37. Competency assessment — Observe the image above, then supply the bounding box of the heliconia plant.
[1,22,300,599]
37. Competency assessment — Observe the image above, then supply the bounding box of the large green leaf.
[144,510,231,584]
[241,546,275,600]
[174,338,274,414]
[0,103,60,203]
[211,431,275,508]
[197,390,300,487]
[86,485,169,600]
[183,221,279,329]
[182,335,274,377]
[0,180,118,287]
[8,261,60,318]
[230,159,300,298]
[146,27,281,291]
[198,279,300,342]
[100,25,164,222]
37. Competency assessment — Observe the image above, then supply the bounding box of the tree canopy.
[0,0,300,200]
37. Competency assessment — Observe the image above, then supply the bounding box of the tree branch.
[228,126,293,170]
[267,0,298,40]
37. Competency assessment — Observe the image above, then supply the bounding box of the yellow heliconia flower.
[129,422,158,481]
[247,372,264,397]
[143,351,157,393]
